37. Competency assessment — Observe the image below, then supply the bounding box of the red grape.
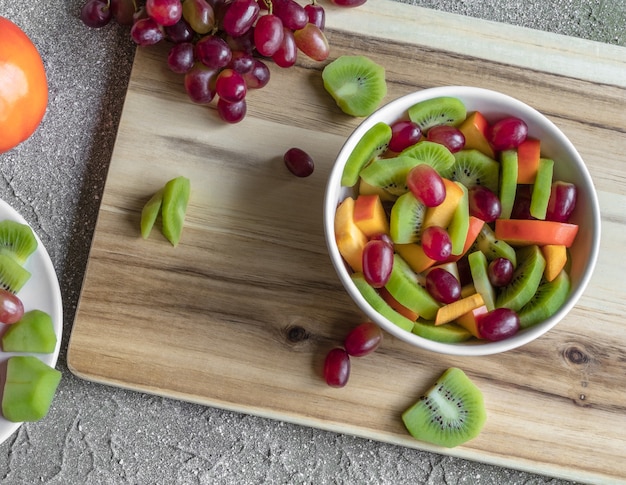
[406,164,446,207]
[81,0,112,28]
[477,308,520,341]
[272,28,297,68]
[217,97,247,123]
[242,59,270,89]
[284,147,314,177]
[215,68,247,103]
[254,14,284,57]
[362,239,394,288]
[228,51,255,74]
[226,29,256,54]
[0,290,24,325]
[195,35,232,69]
[271,0,308,30]
[468,185,501,222]
[426,125,465,153]
[546,181,577,222]
[293,23,329,61]
[489,116,528,151]
[369,233,393,247]
[511,184,533,219]
[222,0,260,37]
[165,17,195,42]
[184,63,218,104]
[330,0,367,6]
[388,120,421,153]
[146,0,183,26]
[167,42,195,73]
[421,226,452,261]
[487,257,514,287]
[130,17,165,46]
[344,322,383,357]
[425,267,461,304]
[181,0,215,34]
[304,2,325,30]
[323,347,350,387]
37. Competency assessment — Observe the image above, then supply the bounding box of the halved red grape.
[284,147,314,177]
[546,181,577,222]
[425,268,461,304]
[468,185,501,223]
[388,120,421,153]
[344,322,383,357]
[406,164,446,207]
[426,125,465,153]
[324,348,350,387]
[477,308,520,341]
[489,116,528,151]
[487,257,514,287]
[421,226,452,261]
[362,239,394,288]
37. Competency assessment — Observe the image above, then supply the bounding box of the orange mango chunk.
[445,215,485,263]
[455,304,489,339]
[494,219,579,247]
[395,243,436,274]
[334,197,368,272]
[423,178,464,229]
[516,138,541,184]
[435,292,485,326]
[541,244,568,282]
[458,111,495,159]
[353,194,390,237]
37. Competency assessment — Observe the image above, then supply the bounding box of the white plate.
[0,199,63,444]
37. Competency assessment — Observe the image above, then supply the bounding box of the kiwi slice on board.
[385,254,440,320]
[389,191,427,244]
[161,176,191,247]
[499,150,519,219]
[351,273,414,332]
[468,250,496,311]
[407,97,467,133]
[496,245,546,312]
[442,149,500,194]
[140,188,164,240]
[322,55,387,117]
[412,319,472,343]
[518,269,570,329]
[399,140,456,174]
[0,220,38,265]
[2,309,57,353]
[470,223,517,267]
[0,253,31,293]
[402,367,487,448]
[529,158,554,219]
[341,122,392,187]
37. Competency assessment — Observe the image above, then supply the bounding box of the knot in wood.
[286,325,310,343]
[564,345,590,365]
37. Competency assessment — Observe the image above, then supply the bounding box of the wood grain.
[68,2,626,483]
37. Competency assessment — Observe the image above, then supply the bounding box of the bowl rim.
[323,85,601,356]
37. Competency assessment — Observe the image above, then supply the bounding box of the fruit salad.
[334,96,578,343]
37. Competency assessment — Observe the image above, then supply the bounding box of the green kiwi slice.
[442,149,500,194]
[0,253,31,293]
[341,122,392,187]
[518,270,571,329]
[0,220,38,265]
[399,140,456,173]
[141,188,164,240]
[529,158,554,219]
[402,367,487,448]
[359,155,418,197]
[468,250,496,311]
[470,224,517,267]
[499,150,518,219]
[351,273,414,332]
[389,191,427,244]
[407,97,467,133]
[161,176,191,247]
[322,55,387,117]
[2,310,57,353]
[385,254,440,320]
[412,319,472,343]
[496,245,546,312]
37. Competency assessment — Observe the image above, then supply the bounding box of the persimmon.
[0,17,48,153]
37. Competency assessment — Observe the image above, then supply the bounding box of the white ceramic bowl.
[324,86,600,356]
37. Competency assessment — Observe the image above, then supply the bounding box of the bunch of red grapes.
[80,0,364,123]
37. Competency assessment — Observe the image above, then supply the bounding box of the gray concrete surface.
[1,0,624,483]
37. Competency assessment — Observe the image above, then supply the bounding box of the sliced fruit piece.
[499,149,518,219]
[447,182,469,256]
[423,178,464,230]
[402,367,486,448]
[541,244,568,282]
[467,250,496,311]
[529,158,554,220]
[412,319,471,343]
[141,188,164,239]
[334,197,368,272]
[389,191,427,244]
[2,356,62,422]
[518,270,571,329]
[1,310,57,353]
[395,243,436,274]
[399,140,456,173]
[161,176,190,247]
[0,253,31,293]
[385,254,440,320]
[351,273,414,332]
[353,194,389,237]
[442,149,500,194]
[322,55,387,117]
[358,178,397,202]
[341,122,392,187]
[359,155,421,196]
[494,219,579,247]
[457,111,495,159]
[516,137,541,184]
[446,216,485,263]
[470,223,517,267]
[0,220,38,264]
[379,286,419,321]
[435,292,484,326]
[496,245,546,312]
[455,304,488,339]
[407,97,467,133]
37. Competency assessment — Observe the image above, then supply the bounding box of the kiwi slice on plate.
[407,97,467,133]
[470,223,517,266]
[322,55,387,117]
[0,220,38,264]
[0,253,31,293]
[402,367,486,448]
[442,149,500,194]
[496,245,546,312]
[341,122,392,187]
[389,191,427,243]
[412,319,471,343]
[518,269,570,329]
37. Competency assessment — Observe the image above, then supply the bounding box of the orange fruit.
[0,17,48,153]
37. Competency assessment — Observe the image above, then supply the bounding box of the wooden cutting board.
[67,1,626,483]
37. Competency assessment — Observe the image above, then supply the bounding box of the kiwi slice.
[442,149,500,194]
[141,188,164,239]
[0,220,38,265]
[470,224,517,267]
[402,367,487,448]
[518,270,571,329]
[407,97,467,133]
[351,273,414,332]
[496,245,546,312]
[412,319,472,343]
[499,150,518,219]
[322,55,387,117]
[399,140,456,173]
[0,253,31,293]
[385,254,440,320]
[161,176,191,247]
[389,191,427,244]
[341,122,392,187]
[529,158,554,219]
[467,250,496,311]
[2,310,57,353]
[359,156,418,197]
